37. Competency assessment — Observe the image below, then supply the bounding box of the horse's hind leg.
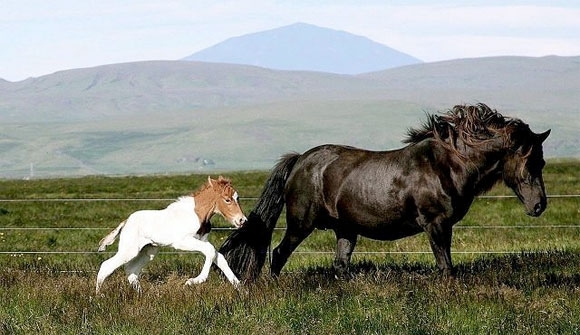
[333,229,358,278]
[124,244,159,292]
[271,198,319,277]
[271,221,314,277]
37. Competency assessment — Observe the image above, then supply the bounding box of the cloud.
[326,4,580,61]
[1,1,579,81]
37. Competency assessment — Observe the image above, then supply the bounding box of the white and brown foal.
[96,176,247,293]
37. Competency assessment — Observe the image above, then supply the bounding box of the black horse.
[220,103,551,280]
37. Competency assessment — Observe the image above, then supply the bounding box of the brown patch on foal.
[193,176,237,236]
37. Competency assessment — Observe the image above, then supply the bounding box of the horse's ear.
[207,176,215,188]
[537,129,551,143]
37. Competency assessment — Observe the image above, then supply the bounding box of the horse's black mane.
[404,103,523,145]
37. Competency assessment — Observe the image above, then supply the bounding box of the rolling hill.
[0,61,378,122]
[0,56,578,178]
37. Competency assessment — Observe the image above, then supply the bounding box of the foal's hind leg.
[124,244,159,292]
[96,246,141,293]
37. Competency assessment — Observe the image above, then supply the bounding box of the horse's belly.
[333,198,423,240]
[353,220,424,241]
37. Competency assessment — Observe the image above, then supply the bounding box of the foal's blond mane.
[192,176,234,198]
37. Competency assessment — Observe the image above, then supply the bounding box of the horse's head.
[207,176,247,228]
[502,124,551,217]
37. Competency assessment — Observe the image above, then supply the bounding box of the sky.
[2,0,580,82]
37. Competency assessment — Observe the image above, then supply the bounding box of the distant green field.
[0,99,425,178]
[1,101,577,179]
[1,160,579,334]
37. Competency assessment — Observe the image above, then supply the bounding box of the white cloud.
[287,4,580,59]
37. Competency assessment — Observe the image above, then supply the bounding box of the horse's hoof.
[439,267,456,278]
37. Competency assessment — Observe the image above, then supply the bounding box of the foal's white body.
[96,196,240,293]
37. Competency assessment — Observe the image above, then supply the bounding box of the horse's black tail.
[219,153,300,281]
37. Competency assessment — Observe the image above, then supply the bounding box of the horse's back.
[286,144,393,216]
[288,143,406,194]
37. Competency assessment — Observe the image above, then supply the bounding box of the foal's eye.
[224,198,232,204]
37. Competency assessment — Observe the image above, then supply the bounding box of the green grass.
[0,161,579,334]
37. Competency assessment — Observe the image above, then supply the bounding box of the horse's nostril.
[533,202,544,216]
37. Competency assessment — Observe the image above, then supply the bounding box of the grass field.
[1,160,579,334]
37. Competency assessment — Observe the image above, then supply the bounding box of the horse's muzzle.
[528,201,546,217]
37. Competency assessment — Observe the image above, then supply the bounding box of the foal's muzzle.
[233,215,247,228]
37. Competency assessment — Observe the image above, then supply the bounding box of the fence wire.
[0,195,578,202]
[0,195,578,256]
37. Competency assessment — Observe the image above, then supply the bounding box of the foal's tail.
[98,220,126,252]
[219,153,301,281]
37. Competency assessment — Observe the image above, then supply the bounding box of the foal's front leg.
[172,236,239,287]
[198,233,240,286]
[213,252,241,287]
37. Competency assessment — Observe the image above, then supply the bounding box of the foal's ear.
[207,176,215,188]
[217,175,231,185]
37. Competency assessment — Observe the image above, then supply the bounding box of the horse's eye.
[224,198,232,204]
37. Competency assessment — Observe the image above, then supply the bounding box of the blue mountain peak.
[183,22,422,74]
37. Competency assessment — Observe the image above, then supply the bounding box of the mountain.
[0,56,578,178]
[182,22,422,74]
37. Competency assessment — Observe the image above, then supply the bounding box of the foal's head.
[195,176,247,227]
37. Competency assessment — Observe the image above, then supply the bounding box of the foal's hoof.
[185,277,206,286]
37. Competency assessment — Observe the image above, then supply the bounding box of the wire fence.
[0,195,578,256]
[0,195,578,202]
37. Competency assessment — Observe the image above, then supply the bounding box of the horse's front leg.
[424,220,454,276]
